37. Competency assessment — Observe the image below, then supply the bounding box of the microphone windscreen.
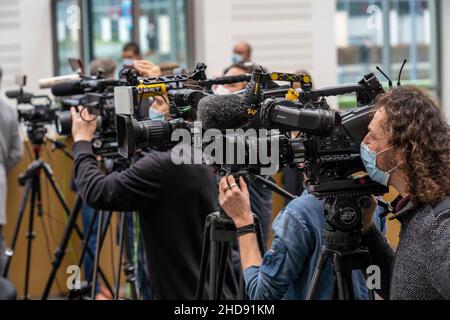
[51,81,83,97]
[196,94,248,131]
[39,74,80,89]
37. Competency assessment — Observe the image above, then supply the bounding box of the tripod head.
[317,175,388,251]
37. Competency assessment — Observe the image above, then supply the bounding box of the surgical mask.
[148,106,166,121]
[231,53,244,64]
[122,58,134,68]
[360,142,398,186]
[213,85,231,95]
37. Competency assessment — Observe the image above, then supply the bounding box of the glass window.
[336,0,439,108]
[55,0,82,75]
[137,0,189,67]
[389,1,436,89]
[90,0,134,62]
[53,0,191,74]
[336,0,383,84]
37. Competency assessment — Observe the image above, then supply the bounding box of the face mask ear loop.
[386,164,399,174]
[376,145,399,174]
[376,145,394,157]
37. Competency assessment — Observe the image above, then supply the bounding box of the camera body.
[239,71,388,197]
[51,76,129,157]
[6,88,55,145]
[114,63,208,158]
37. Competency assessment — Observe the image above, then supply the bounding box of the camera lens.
[55,110,102,136]
[55,110,73,136]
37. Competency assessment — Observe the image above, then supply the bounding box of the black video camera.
[242,69,388,197]
[52,77,127,157]
[5,75,56,145]
[114,63,208,158]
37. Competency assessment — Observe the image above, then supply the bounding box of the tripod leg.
[42,163,115,289]
[3,178,32,278]
[89,211,113,299]
[90,211,105,299]
[332,253,346,300]
[362,251,375,300]
[216,241,230,300]
[41,163,71,216]
[122,213,139,300]
[367,282,375,300]
[306,249,329,300]
[114,212,126,300]
[209,240,220,300]
[254,215,266,254]
[41,194,83,300]
[41,163,96,248]
[341,270,355,300]
[196,219,211,300]
[76,208,114,297]
[23,175,38,300]
[77,208,98,270]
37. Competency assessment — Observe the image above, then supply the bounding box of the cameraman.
[360,86,450,300]
[219,175,386,300]
[70,61,237,300]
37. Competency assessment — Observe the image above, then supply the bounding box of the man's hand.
[362,195,378,233]
[71,106,97,142]
[219,175,254,228]
[133,60,161,78]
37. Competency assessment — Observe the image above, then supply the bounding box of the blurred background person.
[121,42,142,65]
[232,41,252,65]
[0,66,24,275]
[89,59,117,79]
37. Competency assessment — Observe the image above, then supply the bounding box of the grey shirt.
[362,196,450,300]
[0,98,23,225]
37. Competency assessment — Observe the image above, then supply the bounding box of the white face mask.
[213,85,231,95]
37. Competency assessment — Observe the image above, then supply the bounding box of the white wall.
[442,0,450,122]
[0,0,53,97]
[192,0,337,95]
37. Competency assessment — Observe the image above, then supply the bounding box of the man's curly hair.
[375,86,450,207]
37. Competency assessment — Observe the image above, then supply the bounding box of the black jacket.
[73,141,237,299]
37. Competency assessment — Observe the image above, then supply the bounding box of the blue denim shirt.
[243,192,386,300]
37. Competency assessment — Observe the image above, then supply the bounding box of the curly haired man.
[219,85,450,300]
[359,85,450,300]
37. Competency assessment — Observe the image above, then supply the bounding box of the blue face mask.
[360,142,398,186]
[231,53,243,64]
[122,58,134,67]
[148,106,165,121]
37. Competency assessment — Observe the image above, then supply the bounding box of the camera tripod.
[305,192,386,300]
[41,194,116,299]
[82,210,141,300]
[42,158,140,300]
[1,130,104,299]
[196,173,296,300]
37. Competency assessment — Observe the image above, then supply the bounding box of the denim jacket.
[243,192,386,300]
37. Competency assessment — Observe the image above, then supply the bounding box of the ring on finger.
[229,183,238,190]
